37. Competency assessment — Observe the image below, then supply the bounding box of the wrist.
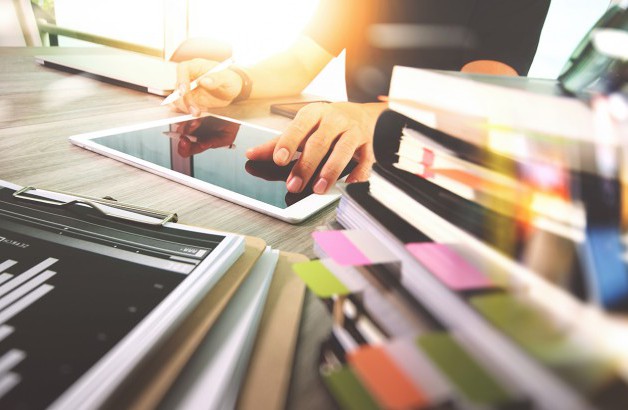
[228,66,252,103]
[363,102,388,120]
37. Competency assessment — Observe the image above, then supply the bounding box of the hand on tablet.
[246,102,386,194]
[244,160,312,206]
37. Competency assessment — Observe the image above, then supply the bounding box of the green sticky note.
[470,293,568,361]
[292,260,350,298]
[321,365,380,410]
[470,293,614,392]
[418,332,511,405]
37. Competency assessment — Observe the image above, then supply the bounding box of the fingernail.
[274,148,289,165]
[178,84,187,95]
[245,148,254,157]
[346,177,357,184]
[287,176,302,193]
[201,77,213,87]
[313,178,328,194]
[190,106,200,117]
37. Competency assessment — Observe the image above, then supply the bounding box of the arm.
[248,55,517,196]
[172,36,333,115]
[247,36,333,98]
[174,34,381,196]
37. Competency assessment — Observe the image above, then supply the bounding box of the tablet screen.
[90,116,318,209]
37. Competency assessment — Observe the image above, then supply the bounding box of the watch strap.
[229,66,252,103]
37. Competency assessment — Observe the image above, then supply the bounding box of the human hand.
[245,102,385,194]
[244,160,312,206]
[172,58,243,116]
[461,60,517,76]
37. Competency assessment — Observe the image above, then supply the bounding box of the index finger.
[273,105,323,166]
[246,137,279,161]
[176,62,192,95]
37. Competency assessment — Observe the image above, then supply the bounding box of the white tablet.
[69,114,348,223]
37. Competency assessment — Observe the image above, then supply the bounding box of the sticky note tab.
[384,338,452,405]
[321,365,380,410]
[470,293,614,392]
[471,294,566,360]
[342,230,398,264]
[313,230,371,266]
[313,230,397,266]
[348,344,428,409]
[417,332,511,406]
[406,243,492,290]
[321,258,369,293]
[292,260,350,298]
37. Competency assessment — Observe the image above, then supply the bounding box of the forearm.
[244,36,333,99]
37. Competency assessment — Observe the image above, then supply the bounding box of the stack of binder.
[0,180,305,409]
[294,68,628,409]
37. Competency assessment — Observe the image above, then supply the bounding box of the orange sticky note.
[348,345,427,409]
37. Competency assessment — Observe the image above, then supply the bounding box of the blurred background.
[3,0,615,99]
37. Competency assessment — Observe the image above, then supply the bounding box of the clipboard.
[12,185,178,226]
[0,180,246,409]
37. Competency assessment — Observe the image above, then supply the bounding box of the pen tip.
[161,94,175,106]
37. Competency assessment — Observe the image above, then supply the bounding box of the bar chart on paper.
[0,241,187,409]
[0,257,58,402]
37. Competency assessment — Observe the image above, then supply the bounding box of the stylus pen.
[161,57,235,106]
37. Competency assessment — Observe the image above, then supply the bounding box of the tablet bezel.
[68,113,342,223]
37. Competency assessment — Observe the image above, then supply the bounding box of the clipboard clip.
[13,186,178,226]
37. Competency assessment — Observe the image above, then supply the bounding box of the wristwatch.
[229,66,252,103]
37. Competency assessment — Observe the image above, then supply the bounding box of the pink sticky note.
[312,230,371,266]
[405,243,491,290]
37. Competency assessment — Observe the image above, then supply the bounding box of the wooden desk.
[0,47,335,409]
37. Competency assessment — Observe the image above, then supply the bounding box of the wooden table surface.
[0,47,335,409]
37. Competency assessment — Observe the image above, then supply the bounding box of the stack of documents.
[293,68,628,409]
[0,179,304,409]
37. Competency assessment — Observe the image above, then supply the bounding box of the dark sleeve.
[303,0,355,56]
[464,0,551,75]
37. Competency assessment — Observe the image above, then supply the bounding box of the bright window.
[34,0,320,62]
[53,0,164,50]
[187,0,319,64]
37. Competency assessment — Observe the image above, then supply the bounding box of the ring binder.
[13,186,178,226]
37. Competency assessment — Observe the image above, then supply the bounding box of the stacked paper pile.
[293,68,628,410]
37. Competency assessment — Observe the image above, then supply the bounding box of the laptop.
[35,50,177,96]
